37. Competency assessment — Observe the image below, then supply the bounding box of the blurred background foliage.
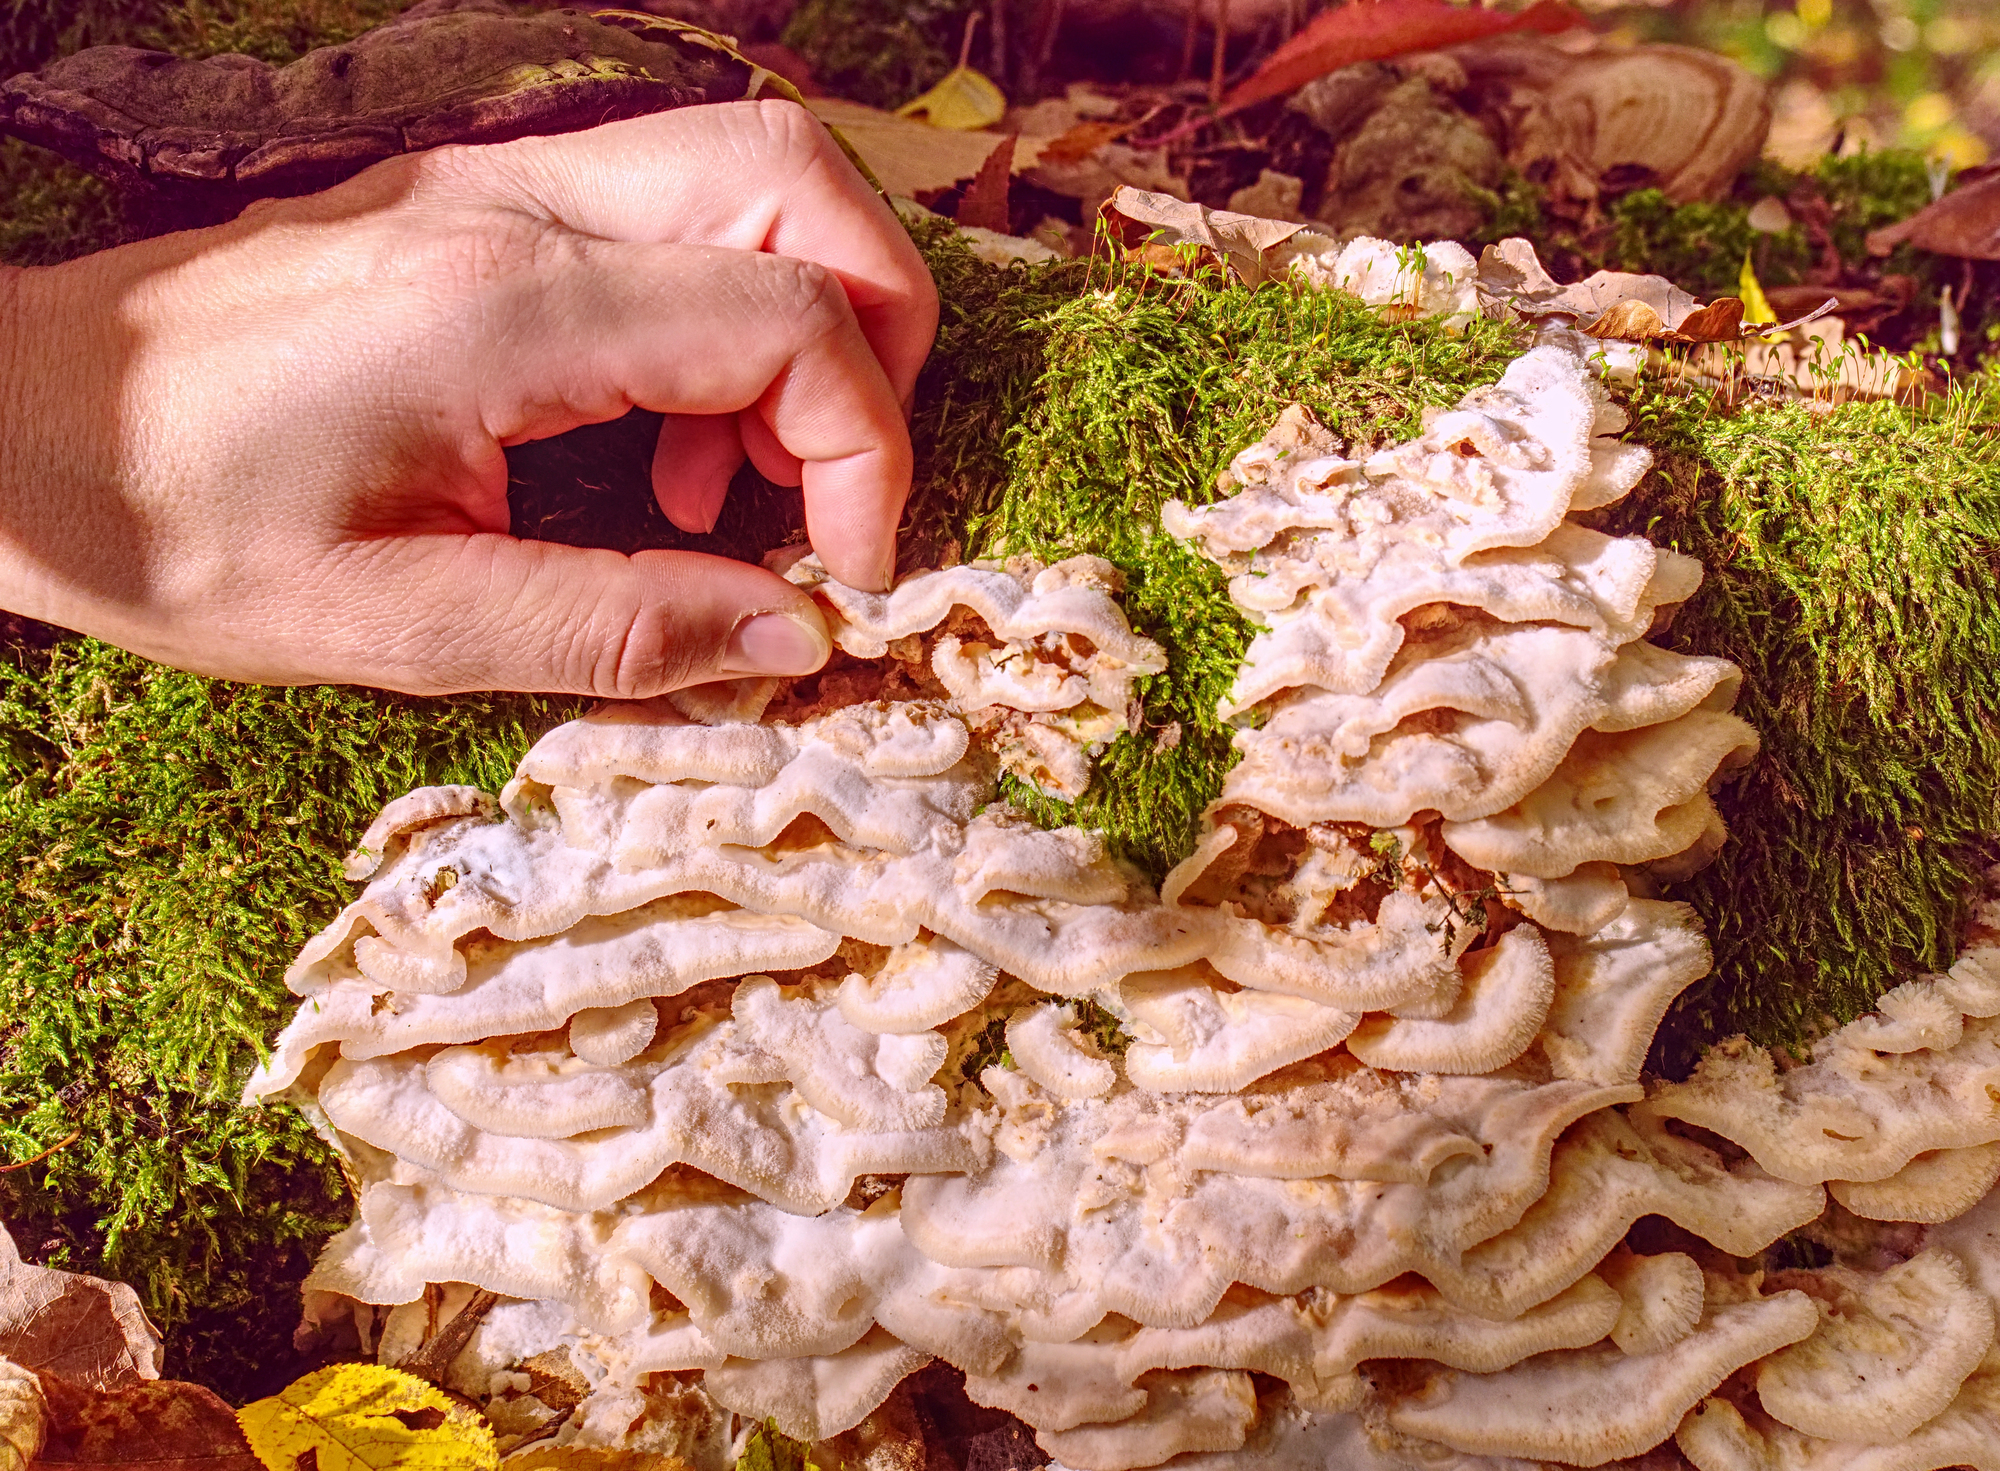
[1583,0,1996,170]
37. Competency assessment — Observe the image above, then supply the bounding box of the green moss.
[0,140,121,266]
[1604,188,1811,300]
[1807,150,1937,269]
[1481,150,1942,307]
[780,0,974,111]
[915,224,2000,1064]
[0,639,582,1397]
[1607,374,2000,1066]
[913,225,1518,873]
[3,0,404,75]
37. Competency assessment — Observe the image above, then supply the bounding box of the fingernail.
[721,610,831,676]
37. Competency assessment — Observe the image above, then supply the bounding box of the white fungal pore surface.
[253,330,2000,1469]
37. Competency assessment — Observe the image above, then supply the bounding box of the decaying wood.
[1448,36,1771,204]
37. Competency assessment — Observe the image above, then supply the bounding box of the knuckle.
[762,254,846,327]
[594,604,699,699]
[747,96,824,161]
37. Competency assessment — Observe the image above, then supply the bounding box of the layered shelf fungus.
[247,331,2000,1469]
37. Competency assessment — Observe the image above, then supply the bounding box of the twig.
[397,1288,501,1385]
[1209,0,1231,109]
[0,1129,81,1173]
[958,10,983,71]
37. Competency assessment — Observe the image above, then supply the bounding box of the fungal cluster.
[251,334,2000,1468]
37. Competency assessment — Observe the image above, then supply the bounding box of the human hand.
[0,99,938,695]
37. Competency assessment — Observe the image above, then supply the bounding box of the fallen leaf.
[1108,185,1306,286]
[1581,299,1668,341]
[1866,170,2000,260]
[236,1364,496,1471]
[1027,142,1189,220]
[1222,0,1582,115]
[1674,296,1747,342]
[1738,247,1777,326]
[1037,119,1128,166]
[897,64,1007,131]
[801,98,1051,198]
[954,134,1014,232]
[502,1451,692,1470]
[34,1371,259,1470]
[0,1226,162,1392]
[1477,237,1832,342]
[0,1359,44,1471]
[1765,280,1908,322]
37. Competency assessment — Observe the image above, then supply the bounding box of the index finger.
[452,99,939,406]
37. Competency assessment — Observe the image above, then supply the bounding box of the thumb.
[345,534,831,697]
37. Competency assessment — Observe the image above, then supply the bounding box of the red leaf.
[954,133,1015,233]
[1222,0,1583,115]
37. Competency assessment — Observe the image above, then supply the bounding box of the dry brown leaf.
[1107,186,1306,287]
[1479,237,1833,343]
[0,1228,161,1392]
[1582,300,1669,342]
[801,98,1050,199]
[1675,296,1748,342]
[34,1372,259,1470]
[1867,170,2000,261]
[954,135,1014,233]
[1038,120,1128,166]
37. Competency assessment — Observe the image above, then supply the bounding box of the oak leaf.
[236,1364,496,1471]
[954,135,1014,233]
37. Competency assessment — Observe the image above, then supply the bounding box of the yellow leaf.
[897,65,1007,131]
[236,1364,496,1471]
[1738,247,1777,326]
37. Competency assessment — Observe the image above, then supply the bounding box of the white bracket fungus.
[1754,1247,1995,1445]
[246,330,2000,1469]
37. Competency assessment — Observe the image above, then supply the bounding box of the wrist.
[0,254,134,636]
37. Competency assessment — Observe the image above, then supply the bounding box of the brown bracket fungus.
[0,1,784,236]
